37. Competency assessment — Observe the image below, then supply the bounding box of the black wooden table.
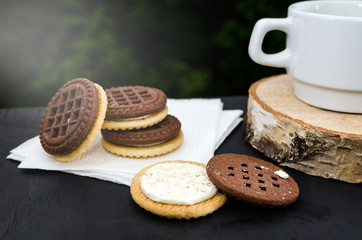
[1,96,361,240]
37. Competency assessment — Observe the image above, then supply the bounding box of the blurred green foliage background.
[0,0,295,108]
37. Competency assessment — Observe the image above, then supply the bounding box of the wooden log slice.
[244,74,362,183]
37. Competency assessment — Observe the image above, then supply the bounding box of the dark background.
[0,0,294,108]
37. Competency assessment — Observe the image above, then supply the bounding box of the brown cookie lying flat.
[101,115,181,147]
[39,78,107,162]
[206,154,299,207]
[102,86,168,130]
[101,115,183,158]
[105,86,167,120]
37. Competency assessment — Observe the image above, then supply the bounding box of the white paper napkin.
[7,98,243,186]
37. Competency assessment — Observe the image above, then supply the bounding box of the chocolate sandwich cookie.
[101,115,181,146]
[102,86,168,130]
[206,154,299,207]
[101,115,183,158]
[39,78,107,162]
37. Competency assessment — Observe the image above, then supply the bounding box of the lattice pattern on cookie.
[108,87,154,107]
[105,86,167,120]
[44,87,85,139]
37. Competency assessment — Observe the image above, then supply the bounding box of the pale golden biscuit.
[130,160,227,219]
[53,84,107,162]
[102,106,168,130]
[102,131,184,158]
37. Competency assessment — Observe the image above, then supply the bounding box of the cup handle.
[248,18,292,68]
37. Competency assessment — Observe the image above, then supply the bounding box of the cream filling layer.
[140,162,217,205]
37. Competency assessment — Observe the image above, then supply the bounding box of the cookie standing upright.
[102,86,168,130]
[207,154,299,207]
[39,78,107,162]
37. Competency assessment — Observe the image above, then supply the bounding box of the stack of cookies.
[39,79,183,161]
[100,86,183,158]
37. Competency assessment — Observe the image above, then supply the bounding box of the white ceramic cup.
[248,1,362,113]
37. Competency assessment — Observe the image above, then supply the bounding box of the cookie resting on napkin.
[8,99,243,186]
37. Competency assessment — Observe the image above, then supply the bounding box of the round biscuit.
[207,154,299,207]
[130,160,227,219]
[102,106,168,130]
[101,131,184,158]
[101,115,181,147]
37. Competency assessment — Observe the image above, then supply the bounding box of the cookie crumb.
[274,170,289,179]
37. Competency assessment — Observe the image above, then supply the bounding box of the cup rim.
[289,1,362,20]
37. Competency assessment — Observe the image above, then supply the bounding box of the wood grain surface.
[245,75,362,183]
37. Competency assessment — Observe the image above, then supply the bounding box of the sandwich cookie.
[130,160,227,219]
[206,154,299,207]
[102,86,168,130]
[39,78,107,162]
[101,115,183,158]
